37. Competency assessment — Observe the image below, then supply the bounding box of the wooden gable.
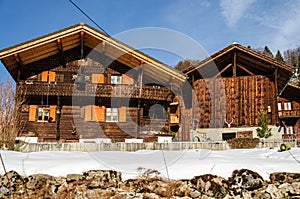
[0,23,186,91]
[183,44,295,94]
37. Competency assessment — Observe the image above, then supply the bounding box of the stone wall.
[0,169,299,198]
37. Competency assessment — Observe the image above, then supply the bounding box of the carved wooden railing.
[17,82,173,101]
[278,110,300,118]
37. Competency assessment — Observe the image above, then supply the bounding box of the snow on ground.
[0,148,299,180]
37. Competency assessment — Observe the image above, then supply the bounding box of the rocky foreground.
[0,169,299,198]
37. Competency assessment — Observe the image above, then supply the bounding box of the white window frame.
[277,102,282,111]
[106,108,118,122]
[111,75,122,84]
[284,102,292,111]
[37,106,50,122]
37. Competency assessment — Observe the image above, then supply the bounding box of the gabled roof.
[183,43,295,94]
[0,23,186,91]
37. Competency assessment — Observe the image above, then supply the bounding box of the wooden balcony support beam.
[213,63,232,78]
[237,64,254,75]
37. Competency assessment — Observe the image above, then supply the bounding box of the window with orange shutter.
[29,105,37,121]
[49,106,56,122]
[119,106,126,122]
[85,105,93,121]
[41,71,48,82]
[48,71,56,82]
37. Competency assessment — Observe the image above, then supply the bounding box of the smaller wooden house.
[180,43,298,141]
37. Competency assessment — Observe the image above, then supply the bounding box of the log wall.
[192,75,276,128]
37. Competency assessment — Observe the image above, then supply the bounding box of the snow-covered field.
[1,148,299,180]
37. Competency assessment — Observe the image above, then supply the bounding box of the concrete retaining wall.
[19,140,298,152]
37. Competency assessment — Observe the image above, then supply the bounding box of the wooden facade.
[0,23,186,142]
[181,44,297,140]
[277,84,300,139]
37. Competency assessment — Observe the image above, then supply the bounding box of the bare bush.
[0,80,26,149]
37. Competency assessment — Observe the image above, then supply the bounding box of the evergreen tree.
[263,46,274,58]
[275,50,284,62]
[256,110,272,139]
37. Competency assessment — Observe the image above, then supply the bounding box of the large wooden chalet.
[0,23,186,142]
[181,44,299,141]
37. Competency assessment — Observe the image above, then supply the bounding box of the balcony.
[17,81,173,101]
[278,110,300,118]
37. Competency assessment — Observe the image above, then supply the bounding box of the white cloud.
[247,0,300,51]
[220,0,256,27]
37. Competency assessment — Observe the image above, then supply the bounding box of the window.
[28,105,56,122]
[106,108,118,122]
[284,102,292,110]
[277,102,282,111]
[38,107,49,122]
[111,75,122,84]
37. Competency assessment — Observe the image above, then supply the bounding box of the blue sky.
[1,0,300,81]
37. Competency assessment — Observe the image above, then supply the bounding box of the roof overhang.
[0,23,187,91]
[183,44,295,93]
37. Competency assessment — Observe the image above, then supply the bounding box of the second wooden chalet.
[0,23,186,143]
[181,44,299,141]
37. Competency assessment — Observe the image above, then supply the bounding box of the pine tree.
[256,110,272,139]
[263,46,274,58]
[275,50,284,62]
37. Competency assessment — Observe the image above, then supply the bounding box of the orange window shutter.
[95,106,105,122]
[49,71,56,82]
[42,71,48,82]
[91,74,100,83]
[98,74,104,84]
[122,74,134,84]
[85,105,92,121]
[119,106,126,122]
[49,106,56,122]
[29,105,37,121]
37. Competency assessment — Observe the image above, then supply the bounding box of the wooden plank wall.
[192,75,275,128]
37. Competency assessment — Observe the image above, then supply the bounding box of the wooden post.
[233,50,237,77]
[137,64,143,138]
[273,67,279,124]
[56,96,61,141]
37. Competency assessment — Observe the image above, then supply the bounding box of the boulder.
[191,174,228,198]
[83,170,122,189]
[229,169,264,191]
[270,172,300,186]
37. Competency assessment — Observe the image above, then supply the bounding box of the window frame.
[106,107,118,122]
[111,75,122,84]
[37,107,50,122]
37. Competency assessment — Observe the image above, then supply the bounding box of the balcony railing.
[278,110,300,118]
[17,81,173,101]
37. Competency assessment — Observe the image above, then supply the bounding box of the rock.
[66,174,85,183]
[0,186,10,195]
[266,184,282,198]
[270,172,300,186]
[191,174,228,198]
[278,182,300,197]
[83,170,122,189]
[229,169,263,191]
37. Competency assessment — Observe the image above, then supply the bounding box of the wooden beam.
[14,53,23,81]
[56,38,64,55]
[213,63,232,78]
[233,50,237,77]
[14,53,24,66]
[237,64,255,75]
[80,31,85,58]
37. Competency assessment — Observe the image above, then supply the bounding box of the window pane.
[277,103,282,111]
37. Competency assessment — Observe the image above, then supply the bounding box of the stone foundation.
[0,169,299,198]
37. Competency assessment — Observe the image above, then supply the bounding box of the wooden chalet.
[181,43,298,140]
[277,83,300,139]
[0,23,186,142]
